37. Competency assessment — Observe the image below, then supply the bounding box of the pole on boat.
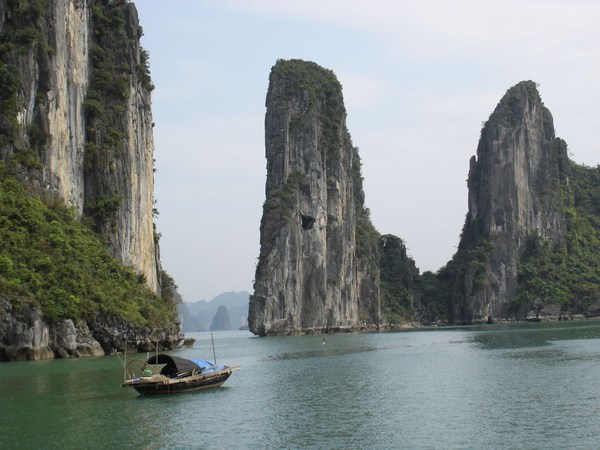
[211,333,217,365]
[123,339,127,382]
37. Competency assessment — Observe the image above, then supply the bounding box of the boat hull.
[123,367,239,396]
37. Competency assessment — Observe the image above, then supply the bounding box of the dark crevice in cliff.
[301,214,315,230]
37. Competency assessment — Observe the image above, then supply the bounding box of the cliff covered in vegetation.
[0,0,180,360]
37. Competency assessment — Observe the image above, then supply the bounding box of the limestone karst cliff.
[442,81,570,323]
[0,0,158,292]
[0,0,180,360]
[249,59,381,336]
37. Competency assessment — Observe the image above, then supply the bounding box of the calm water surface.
[2,321,600,449]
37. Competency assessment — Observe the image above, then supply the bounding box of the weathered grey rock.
[86,314,181,354]
[249,60,380,336]
[538,304,561,320]
[0,297,182,361]
[0,301,105,360]
[52,319,78,358]
[178,337,196,348]
[51,319,105,358]
[0,303,53,361]
[454,81,569,323]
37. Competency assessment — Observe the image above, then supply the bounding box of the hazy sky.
[135,0,600,303]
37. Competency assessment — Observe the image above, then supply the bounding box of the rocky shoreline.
[385,312,600,330]
[0,300,184,362]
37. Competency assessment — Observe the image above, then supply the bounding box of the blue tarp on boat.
[190,358,225,373]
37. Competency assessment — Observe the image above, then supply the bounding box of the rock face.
[249,59,381,336]
[0,299,103,360]
[451,81,569,323]
[0,0,159,292]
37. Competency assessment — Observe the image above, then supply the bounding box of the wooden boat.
[121,353,240,396]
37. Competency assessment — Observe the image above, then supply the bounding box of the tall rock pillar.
[249,59,380,336]
[453,81,568,322]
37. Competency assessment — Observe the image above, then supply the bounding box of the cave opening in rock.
[301,214,315,230]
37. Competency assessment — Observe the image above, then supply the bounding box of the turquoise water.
[2,321,600,449]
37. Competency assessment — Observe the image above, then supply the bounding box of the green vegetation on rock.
[379,234,417,323]
[484,80,542,129]
[514,161,600,314]
[377,234,449,324]
[84,0,132,161]
[352,147,379,261]
[270,59,344,112]
[0,0,50,145]
[271,59,346,152]
[0,163,177,326]
[433,215,493,322]
[258,171,304,260]
[84,0,155,229]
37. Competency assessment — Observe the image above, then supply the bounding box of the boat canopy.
[146,354,218,376]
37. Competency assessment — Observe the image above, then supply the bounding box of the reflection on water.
[470,320,600,350]
[264,346,377,361]
[2,323,600,449]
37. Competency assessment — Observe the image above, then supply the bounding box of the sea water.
[2,320,600,449]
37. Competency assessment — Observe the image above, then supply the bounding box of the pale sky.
[135,0,600,303]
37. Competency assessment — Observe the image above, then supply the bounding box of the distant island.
[179,292,249,332]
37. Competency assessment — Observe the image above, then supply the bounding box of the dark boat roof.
[147,354,205,374]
